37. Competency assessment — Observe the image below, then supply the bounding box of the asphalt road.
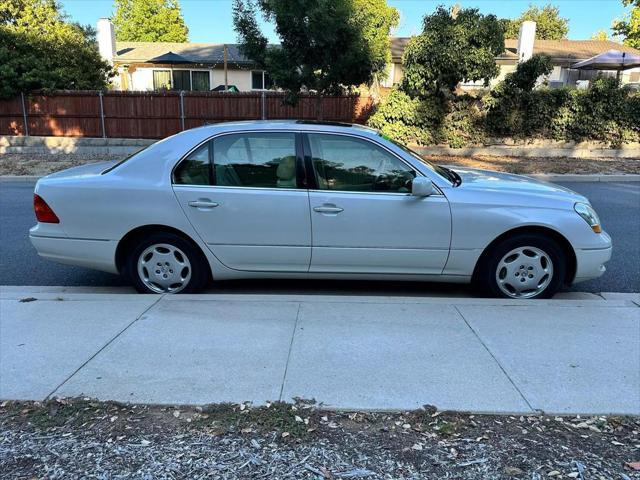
[1,180,638,294]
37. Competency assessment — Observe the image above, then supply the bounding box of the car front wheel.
[125,232,208,294]
[477,233,566,299]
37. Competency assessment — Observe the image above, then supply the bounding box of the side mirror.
[411,177,434,197]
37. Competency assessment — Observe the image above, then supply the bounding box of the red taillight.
[34,194,60,223]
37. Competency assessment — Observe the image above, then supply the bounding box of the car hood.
[446,166,588,202]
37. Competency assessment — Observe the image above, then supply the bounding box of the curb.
[528,173,640,182]
[1,286,638,306]
[0,175,42,182]
[2,174,639,183]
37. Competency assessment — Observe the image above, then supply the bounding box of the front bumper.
[573,233,612,284]
[29,234,119,274]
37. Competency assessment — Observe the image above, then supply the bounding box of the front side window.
[307,134,416,193]
[213,132,297,188]
[174,143,211,185]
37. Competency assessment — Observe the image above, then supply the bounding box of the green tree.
[401,6,504,97]
[0,0,111,98]
[503,4,569,40]
[112,0,189,42]
[591,29,609,41]
[613,0,640,48]
[351,0,399,88]
[233,0,388,112]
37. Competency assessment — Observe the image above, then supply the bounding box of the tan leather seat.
[276,156,296,188]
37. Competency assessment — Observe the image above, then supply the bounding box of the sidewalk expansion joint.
[454,305,536,413]
[279,302,302,402]
[43,294,165,401]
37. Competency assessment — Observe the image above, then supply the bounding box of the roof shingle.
[390,37,640,62]
[115,42,253,65]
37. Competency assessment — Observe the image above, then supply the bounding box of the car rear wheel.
[476,233,566,299]
[125,232,208,294]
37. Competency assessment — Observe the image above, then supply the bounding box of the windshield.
[380,134,460,186]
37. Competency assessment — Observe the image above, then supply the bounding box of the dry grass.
[1,152,639,177]
[427,154,640,175]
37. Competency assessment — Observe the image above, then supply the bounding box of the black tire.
[475,233,566,299]
[124,232,209,294]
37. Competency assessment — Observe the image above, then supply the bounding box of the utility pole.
[223,44,228,91]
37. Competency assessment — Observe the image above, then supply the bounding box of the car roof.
[187,120,378,137]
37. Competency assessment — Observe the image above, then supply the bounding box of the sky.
[60,0,633,44]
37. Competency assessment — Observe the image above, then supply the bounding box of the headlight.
[574,202,602,233]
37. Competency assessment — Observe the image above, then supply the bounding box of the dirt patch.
[1,152,639,176]
[427,154,640,175]
[0,153,118,176]
[1,398,638,479]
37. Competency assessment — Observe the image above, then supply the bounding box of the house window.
[153,70,171,90]
[251,70,272,90]
[172,70,191,90]
[192,71,210,91]
[153,69,211,91]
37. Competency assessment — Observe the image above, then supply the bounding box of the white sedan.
[30,121,611,299]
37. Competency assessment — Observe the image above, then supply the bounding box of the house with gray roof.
[96,17,640,93]
[97,19,271,92]
[384,22,640,91]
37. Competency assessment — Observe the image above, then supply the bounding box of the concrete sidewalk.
[1,287,639,415]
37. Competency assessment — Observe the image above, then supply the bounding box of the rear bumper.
[29,233,119,274]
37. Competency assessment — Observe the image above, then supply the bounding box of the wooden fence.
[0,91,375,139]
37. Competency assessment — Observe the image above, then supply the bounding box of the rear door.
[173,131,312,272]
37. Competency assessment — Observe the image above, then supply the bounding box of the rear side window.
[212,132,297,188]
[173,143,212,185]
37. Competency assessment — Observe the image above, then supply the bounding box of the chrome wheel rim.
[136,243,192,294]
[495,246,554,299]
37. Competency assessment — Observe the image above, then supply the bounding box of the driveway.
[1,288,639,414]
[1,180,638,293]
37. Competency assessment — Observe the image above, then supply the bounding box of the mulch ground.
[1,153,639,176]
[1,398,638,479]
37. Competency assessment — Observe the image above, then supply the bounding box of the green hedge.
[368,78,640,147]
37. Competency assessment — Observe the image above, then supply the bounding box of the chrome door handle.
[188,200,219,209]
[313,205,344,214]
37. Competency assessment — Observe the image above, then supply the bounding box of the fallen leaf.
[504,466,524,476]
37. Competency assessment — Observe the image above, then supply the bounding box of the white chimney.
[97,18,116,64]
[517,21,536,62]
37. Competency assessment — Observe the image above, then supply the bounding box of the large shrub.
[369,59,640,147]
[367,89,486,147]
[486,77,640,146]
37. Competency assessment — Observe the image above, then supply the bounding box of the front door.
[305,133,451,274]
[173,131,312,272]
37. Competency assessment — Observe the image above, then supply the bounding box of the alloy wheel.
[495,246,554,299]
[136,243,192,293]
